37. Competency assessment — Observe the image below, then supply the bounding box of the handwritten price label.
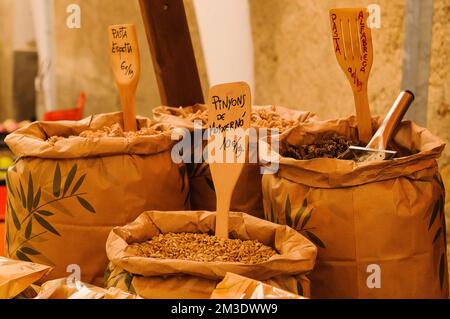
[330,9,373,93]
[108,24,140,132]
[108,25,140,81]
[207,82,251,163]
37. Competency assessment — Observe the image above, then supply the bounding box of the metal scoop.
[340,90,415,162]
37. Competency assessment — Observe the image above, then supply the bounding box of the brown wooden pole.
[139,0,204,107]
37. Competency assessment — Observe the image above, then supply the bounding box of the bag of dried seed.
[153,104,317,217]
[4,112,189,286]
[104,210,317,299]
[262,116,449,298]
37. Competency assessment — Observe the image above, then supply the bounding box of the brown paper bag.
[153,105,317,217]
[0,257,52,299]
[4,112,189,286]
[35,278,141,299]
[211,273,306,299]
[104,210,317,299]
[262,116,449,298]
[14,284,41,299]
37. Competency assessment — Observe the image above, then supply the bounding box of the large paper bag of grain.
[105,210,316,298]
[4,112,189,286]
[262,116,448,298]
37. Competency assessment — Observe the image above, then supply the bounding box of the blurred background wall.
[0,0,449,260]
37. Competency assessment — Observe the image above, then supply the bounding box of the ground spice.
[283,133,359,160]
[131,232,278,264]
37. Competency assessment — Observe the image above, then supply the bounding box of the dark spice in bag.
[283,133,360,160]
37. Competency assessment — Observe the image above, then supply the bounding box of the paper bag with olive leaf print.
[104,210,317,299]
[262,116,449,298]
[4,112,189,287]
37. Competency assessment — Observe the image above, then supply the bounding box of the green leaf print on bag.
[6,163,96,264]
[105,264,137,295]
[429,174,447,291]
[269,194,326,249]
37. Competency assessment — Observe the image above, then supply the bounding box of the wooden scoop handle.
[353,87,372,145]
[367,90,415,150]
[207,82,251,239]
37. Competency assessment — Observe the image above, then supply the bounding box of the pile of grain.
[47,123,164,145]
[131,232,277,264]
[159,105,297,131]
[251,105,296,131]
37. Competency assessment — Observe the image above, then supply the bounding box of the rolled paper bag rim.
[5,112,177,159]
[106,210,317,281]
[276,116,445,188]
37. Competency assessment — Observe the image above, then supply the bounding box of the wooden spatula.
[330,8,374,144]
[108,24,140,132]
[207,82,251,239]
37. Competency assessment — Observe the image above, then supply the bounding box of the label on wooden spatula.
[109,25,140,82]
[108,24,140,131]
[207,82,251,239]
[207,82,251,164]
[329,8,374,144]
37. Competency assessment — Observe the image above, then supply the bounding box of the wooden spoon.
[108,24,140,132]
[330,8,374,144]
[207,82,251,239]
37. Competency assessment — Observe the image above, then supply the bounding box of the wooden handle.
[353,85,373,144]
[215,188,233,239]
[108,24,140,131]
[208,82,251,239]
[367,91,415,150]
[119,90,137,132]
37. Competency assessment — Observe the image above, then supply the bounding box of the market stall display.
[262,116,449,298]
[4,112,189,286]
[0,0,448,302]
[104,210,317,298]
